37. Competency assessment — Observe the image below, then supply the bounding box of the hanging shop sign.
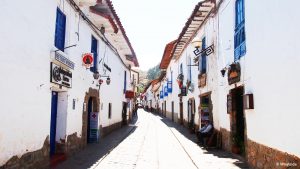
[179,86,187,97]
[89,112,99,143]
[82,53,94,68]
[198,73,207,88]
[228,62,241,85]
[55,52,75,69]
[193,44,214,57]
[50,62,72,88]
[125,90,135,99]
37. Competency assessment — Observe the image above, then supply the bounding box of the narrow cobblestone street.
[55,109,248,169]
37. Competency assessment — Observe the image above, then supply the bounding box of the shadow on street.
[157,112,249,169]
[53,116,139,169]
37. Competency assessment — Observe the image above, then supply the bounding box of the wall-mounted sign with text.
[55,52,75,70]
[50,62,72,88]
[82,53,94,69]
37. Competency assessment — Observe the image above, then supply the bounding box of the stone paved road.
[55,109,249,169]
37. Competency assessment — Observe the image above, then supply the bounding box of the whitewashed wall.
[218,0,300,157]
[0,0,58,165]
[162,15,219,128]
[0,0,133,165]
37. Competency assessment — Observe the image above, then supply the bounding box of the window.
[234,0,246,60]
[54,8,66,51]
[108,103,112,119]
[124,71,127,93]
[200,37,207,73]
[90,36,98,72]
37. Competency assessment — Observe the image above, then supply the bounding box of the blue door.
[50,91,58,156]
[87,98,93,143]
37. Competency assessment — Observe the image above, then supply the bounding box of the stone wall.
[220,127,231,152]
[101,121,122,137]
[247,139,300,169]
[66,132,84,156]
[0,137,50,169]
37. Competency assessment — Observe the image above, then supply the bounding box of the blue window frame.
[164,86,168,97]
[200,37,207,73]
[90,36,98,72]
[55,8,66,51]
[234,0,246,60]
[124,71,127,94]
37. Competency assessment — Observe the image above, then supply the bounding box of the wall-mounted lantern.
[93,71,100,80]
[106,77,111,85]
[192,37,202,49]
[221,68,226,77]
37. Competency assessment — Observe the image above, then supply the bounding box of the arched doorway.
[82,88,100,145]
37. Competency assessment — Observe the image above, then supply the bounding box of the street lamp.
[106,77,111,85]
[93,71,100,80]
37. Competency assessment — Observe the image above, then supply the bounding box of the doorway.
[161,103,164,115]
[164,100,166,117]
[82,88,100,145]
[230,87,246,156]
[122,102,127,125]
[171,101,174,122]
[50,91,68,156]
[87,97,93,143]
[179,98,183,125]
[188,99,195,131]
[50,91,58,156]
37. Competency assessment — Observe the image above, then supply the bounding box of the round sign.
[82,53,94,67]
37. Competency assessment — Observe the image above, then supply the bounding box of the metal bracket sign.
[50,62,72,88]
[193,44,214,57]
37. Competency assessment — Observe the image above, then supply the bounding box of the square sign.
[50,62,72,88]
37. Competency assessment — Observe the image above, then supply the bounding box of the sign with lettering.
[55,52,75,69]
[50,62,72,88]
[89,112,99,143]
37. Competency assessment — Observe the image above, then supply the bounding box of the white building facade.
[157,0,300,168]
[0,0,139,168]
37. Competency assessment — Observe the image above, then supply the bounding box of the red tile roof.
[159,40,177,69]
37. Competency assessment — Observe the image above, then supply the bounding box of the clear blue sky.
[113,0,199,71]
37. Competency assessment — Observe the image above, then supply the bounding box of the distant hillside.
[146,64,161,81]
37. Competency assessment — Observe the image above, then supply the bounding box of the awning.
[125,90,135,99]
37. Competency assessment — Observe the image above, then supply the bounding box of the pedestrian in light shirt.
[197,120,213,146]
